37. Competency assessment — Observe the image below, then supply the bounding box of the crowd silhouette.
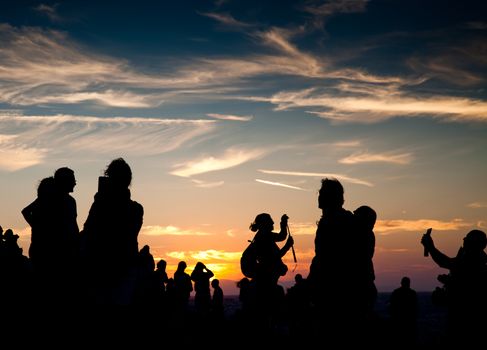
[1,158,485,346]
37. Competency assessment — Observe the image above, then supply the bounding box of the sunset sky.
[1,0,486,294]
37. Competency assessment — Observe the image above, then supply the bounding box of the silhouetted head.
[177,261,187,271]
[105,158,132,188]
[140,244,150,254]
[195,261,205,270]
[211,279,220,288]
[3,229,19,241]
[250,213,274,232]
[354,205,377,231]
[37,176,55,198]
[237,277,250,289]
[157,259,167,270]
[401,276,411,288]
[463,229,487,252]
[54,167,76,193]
[295,273,303,284]
[318,178,344,211]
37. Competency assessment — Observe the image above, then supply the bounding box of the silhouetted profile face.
[318,178,344,211]
[54,167,76,193]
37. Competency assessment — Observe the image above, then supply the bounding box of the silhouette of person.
[353,205,378,317]
[421,229,487,346]
[0,229,31,306]
[248,213,294,333]
[307,178,358,342]
[388,276,419,347]
[22,168,80,307]
[22,176,56,270]
[236,277,254,322]
[210,278,224,323]
[173,260,193,316]
[191,261,214,318]
[286,273,312,341]
[80,158,144,305]
[154,259,169,307]
[134,244,157,305]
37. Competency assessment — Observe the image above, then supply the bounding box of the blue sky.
[1,0,486,293]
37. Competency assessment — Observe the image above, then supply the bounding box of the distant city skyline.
[1,0,486,293]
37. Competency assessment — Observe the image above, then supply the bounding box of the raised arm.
[421,233,454,269]
[275,214,289,242]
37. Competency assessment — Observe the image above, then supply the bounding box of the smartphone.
[98,176,110,193]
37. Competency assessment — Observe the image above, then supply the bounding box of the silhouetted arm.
[275,214,289,242]
[421,234,454,269]
[279,235,294,258]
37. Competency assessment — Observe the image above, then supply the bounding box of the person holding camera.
[80,158,144,305]
[191,261,214,318]
[248,212,294,334]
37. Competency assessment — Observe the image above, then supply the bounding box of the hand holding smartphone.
[98,176,110,193]
[423,228,432,257]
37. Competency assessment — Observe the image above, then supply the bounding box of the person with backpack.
[244,213,294,336]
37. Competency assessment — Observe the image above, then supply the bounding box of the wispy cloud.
[201,12,253,29]
[332,140,362,148]
[339,151,413,165]
[0,113,216,171]
[258,169,373,187]
[0,134,48,171]
[375,218,471,235]
[467,202,487,209]
[302,0,368,31]
[171,147,267,177]
[255,179,306,191]
[248,88,487,123]
[207,113,253,121]
[287,223,317,236]
[34,4,63,22]
[191,179,225,188]
[140,225,213,236]
[407,39,487,86]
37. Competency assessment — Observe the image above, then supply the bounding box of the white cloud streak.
[206,113,253,121]
[201,12,253,29]
[171,147,267,177]
[339,151,413,165]
[191,179,225,188]
[258,169,373,187]
[255,179,307,191]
